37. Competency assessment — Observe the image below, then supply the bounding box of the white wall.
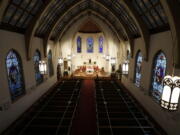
[59,15,122,73]
[72,32,108,71]
[0,30,57,133]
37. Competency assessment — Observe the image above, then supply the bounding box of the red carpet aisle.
[71,80,97,135]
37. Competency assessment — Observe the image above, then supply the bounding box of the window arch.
[77,36,82,53]
[151,51,167,101]
[48,50,54,77]
[6,50,25,101]
[134,51,143,87]
[99,36,103,53]
[33,50,43,85]
[127,50,131,60]
[87,37,93,53]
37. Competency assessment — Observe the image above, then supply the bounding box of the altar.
[86,65,94,74]
[73,64,109,78]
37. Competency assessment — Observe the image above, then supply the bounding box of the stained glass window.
[87,37,93,53]
[48,50,54,77]
[127,50,131,60]
[99,36,103,53]
[77,36,82,53]
[151,52,166,101]
[33,50,43,85]
[135,51,143,87]
[6,50,25,101]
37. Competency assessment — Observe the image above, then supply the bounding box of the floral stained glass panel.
[151,52,166,101]
[87,37,93,53]
[135,52,143,87]
[6,50,25,101]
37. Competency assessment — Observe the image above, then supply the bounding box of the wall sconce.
[58,57,63,65]
[72,54,76,57]
[102,54,106,59]
[67,55,72,61]
[110,57,116,65]
[161,75,180,111]
[122,61,129,75]
[106,55,110,61]
[39,60,47,75]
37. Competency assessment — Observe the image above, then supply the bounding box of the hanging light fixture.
[122,61,129,75]
[39,60,47,74]
[161,31,180,111]
[161,75,180,110]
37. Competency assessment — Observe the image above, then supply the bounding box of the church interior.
[0,0,180,135]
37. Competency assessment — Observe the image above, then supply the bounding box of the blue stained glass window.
[6,50,25,101]
[99,36,103,53]
[87,37,93,53]
[48,50,54,77]
[135,51,143,87]
[151,52,166,101]
[33,50,43,85]
[77,36,82,53]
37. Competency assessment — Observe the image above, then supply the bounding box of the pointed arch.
[5,49,25,101]
[33,49,43,85]
[134,50,143,87]
[160,0,180,67]
[48,50,54,77]
[151,51,167,101]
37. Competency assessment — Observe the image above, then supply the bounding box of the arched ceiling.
[78,20,101,33]
[0,0,179,61]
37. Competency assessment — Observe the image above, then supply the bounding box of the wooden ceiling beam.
[95,0,135,58]
[24,0,55,60]
[43,0,85,58]
[44,0,130,57]
[121,0,150,60]
[160,0,180,68]
[0,0,10,23]
[55,9,125,44]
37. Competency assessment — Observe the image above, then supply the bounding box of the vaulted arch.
[44,0,136,59]
[25,0,53,60]
[0,0,10,22]
[160,0,180,68]
[120,0,150,60]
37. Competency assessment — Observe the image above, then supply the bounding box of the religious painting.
[48,50,54,77]
[99,36,103,53]
[87,37,93,53]
[151,52,166,101]
[6,50,25,101]
[33,50,43,85]
[77,36,82,53]
[135,51,143,87]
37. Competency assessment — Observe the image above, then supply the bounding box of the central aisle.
[71,80,97,135]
